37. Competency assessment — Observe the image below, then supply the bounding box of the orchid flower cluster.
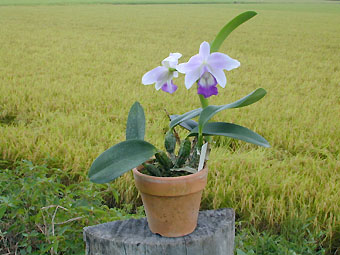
[142,41,240,99]
[89,11,270,183]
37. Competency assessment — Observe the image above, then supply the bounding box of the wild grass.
[235,220,327,254]
[0,160,143,254]
[0,0,327,7]
[0,2,339,253]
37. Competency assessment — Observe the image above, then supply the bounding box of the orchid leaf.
[126,102,145,140]
[190,122,270,148]
[198,88,266,130]
[170,108,202,129]
[170,115,198,131]
[210,11,257,53]
[89,140,157,184]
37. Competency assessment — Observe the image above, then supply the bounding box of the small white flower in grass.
[142,53,182,94]
[176,41,240,98]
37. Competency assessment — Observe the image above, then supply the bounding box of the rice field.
[0,1,339,252]
[0,0,329,6]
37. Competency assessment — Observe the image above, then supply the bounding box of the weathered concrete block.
[84,208,235,255]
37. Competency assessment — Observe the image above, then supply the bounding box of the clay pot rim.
[133,166,208,196]
[133,166,208,181]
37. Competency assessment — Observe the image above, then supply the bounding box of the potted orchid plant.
[88,11,270,237]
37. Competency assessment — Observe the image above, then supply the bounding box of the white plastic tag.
[198,143,208,172]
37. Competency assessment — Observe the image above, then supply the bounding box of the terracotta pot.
[133,167,208,237]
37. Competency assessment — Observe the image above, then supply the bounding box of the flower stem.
[199,94,209,109]
[198,95,209,150]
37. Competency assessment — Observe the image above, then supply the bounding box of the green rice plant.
[0,0,325,7]
[235,220,326,255]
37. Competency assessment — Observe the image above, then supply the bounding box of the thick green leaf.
[89,140,157,183]
[210,11,257,52]
[198,88,266,129]
[190,122,270,148]
[170,108,202,129]
[126,101,145,140]
[170,115,198,131]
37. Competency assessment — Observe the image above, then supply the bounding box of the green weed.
[0,160,143,254]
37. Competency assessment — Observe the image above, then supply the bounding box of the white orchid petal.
[176,55,202,74]
[155,80,164,90]
[163,54,180,63]
[162,61,171,68]
[225,58,240,71]
[142,66,167,85]
[199,41,210,61]
[208,52,240,71]
[184,69,201,89]
[207,53,228,69]
[163,59,178,69]
[168,61,178,69]
[162,52,182,68]
[169,53,182,60]
[209,68,227,88]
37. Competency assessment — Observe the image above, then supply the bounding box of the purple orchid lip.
[161,80,178,94]
[197,71,218,98]
[197,84,218,98]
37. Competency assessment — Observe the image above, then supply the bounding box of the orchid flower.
[142,53,182,94]
[177,42,240,98]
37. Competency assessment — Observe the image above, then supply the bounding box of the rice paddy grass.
[0,2,339,252]
[0,0,328,6]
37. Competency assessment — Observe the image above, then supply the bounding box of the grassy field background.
[0,1,339,253]
[0,0,331,6]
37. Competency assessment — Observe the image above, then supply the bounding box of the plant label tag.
[198,143,208,172]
